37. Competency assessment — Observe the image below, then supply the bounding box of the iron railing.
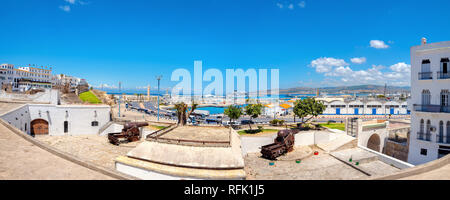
[417,132,431,141]
[414,104,450,113]
[419,72,433,80]
[436,135,450,144]
[437,71,450,79]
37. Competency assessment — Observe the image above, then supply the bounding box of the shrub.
[270,119,279,126]
[278,120,285,126]
[244,129,262,134]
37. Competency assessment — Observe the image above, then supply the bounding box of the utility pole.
[156,76,162,121]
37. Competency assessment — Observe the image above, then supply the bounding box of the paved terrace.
[0,122,115,180]
[159,126,230,142]
[116,126,246,179]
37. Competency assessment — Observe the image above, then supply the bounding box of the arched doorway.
[31,119,49,135]
[367,134,381,152]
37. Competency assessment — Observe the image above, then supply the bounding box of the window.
[420,148,428,156]
[441,90,449,107]
[426,120,431,141]
[422,90,431,105]
[91,121,99,127]
[64,121,68,133]
[442,58,449,73]
[420,119,424,133]
[438,121,444,143]
[422,59,431,72]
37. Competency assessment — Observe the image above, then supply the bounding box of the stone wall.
[383,127,410,162]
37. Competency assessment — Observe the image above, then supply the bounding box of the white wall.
[1,104,111,136]
[99,123,124,136]
[409,41,450,165]
[240,131,339,156]
[0,105,31,135]
[28,104,111,136]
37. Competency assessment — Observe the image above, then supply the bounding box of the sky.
[1,0,450,92]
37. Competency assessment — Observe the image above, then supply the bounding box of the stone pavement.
[244,147,369,180]
[0,123,115,180]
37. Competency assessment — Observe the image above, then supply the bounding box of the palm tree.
[174,102,198,126]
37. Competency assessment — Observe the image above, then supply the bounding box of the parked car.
[241,120,254,125]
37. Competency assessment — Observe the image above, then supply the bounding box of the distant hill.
[279,85,410,94]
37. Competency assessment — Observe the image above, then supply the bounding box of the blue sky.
[1,0,450,91]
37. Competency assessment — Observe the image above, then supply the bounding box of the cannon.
[108,122,149,145]
[260,129,298,160]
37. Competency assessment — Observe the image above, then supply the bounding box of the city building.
[408,38,450,165]
[320,99,409,115]
[13,65,52,91]
[0,64,15,91]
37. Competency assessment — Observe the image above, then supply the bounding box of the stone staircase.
[316,134,357,153]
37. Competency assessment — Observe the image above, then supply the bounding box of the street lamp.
[118,81,122,118]
[156,76,162,121]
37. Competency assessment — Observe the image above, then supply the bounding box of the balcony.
[437,71,450,79]
[414,104,450,113]
[419,72,433,80]
[417,132,432,141]
[436,135,450,144]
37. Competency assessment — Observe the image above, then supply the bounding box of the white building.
[408,38,450,165]
[0,104,111,136]
[0,64,15,91]
[321,99,408,115]
[14,65,52,91]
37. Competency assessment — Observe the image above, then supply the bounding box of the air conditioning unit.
[429,127,436,132]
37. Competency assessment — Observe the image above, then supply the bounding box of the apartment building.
[0,64,15,91]
[13,65,52,91]
[408,38,450,165]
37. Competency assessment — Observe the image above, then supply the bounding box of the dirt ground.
[36,135,138,170]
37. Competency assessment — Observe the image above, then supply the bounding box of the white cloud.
[310,57,349,73]
[288,4,294,10]
[277,1,306,10]
[390,62,410,73]
[350,57,367,64]
[370,40,389,49]
[59,5,71,12]
[276,3,283,9]
[60,0,88,12]
[96,84,118,89]
[65,0,76,4]
[312,58,411,86]
[298,1,306,8]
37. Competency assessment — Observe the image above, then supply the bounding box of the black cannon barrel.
[123,122,149,129]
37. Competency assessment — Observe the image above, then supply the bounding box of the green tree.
[224,105,243,124]
[293,98,326,123]
[244,104,263,129]
[174,102,198,126]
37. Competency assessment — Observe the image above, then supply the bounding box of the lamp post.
[156,76,162,121]
[118,81,122,118]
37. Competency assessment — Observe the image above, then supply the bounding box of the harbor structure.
[320,99,409,115]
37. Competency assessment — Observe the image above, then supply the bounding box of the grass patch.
[319,123,345,131]
[79,91,102,104]
[150,125,167,130]
[238,129,279,135]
